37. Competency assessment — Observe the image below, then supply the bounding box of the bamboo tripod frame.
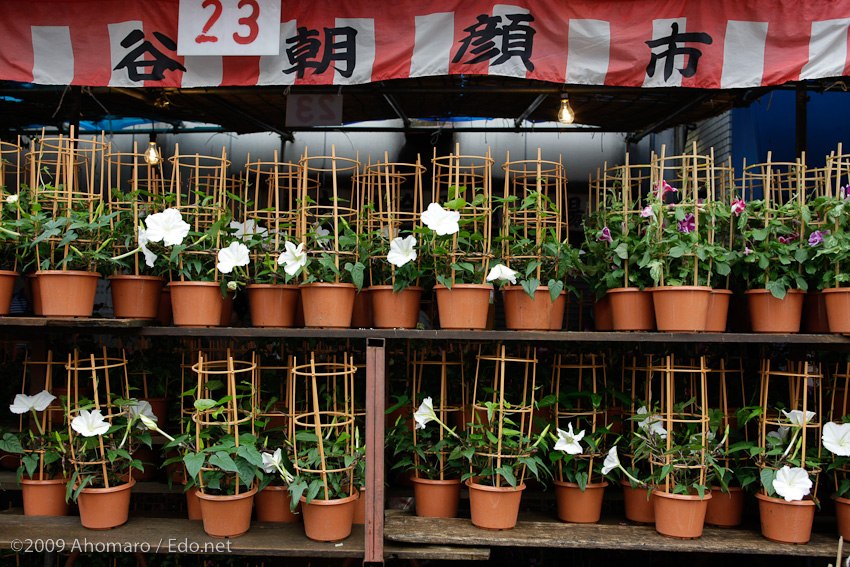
[19,350,66,480]
[27,126,106,204]
[0,138,22,197]
[255,344,296,441]
[825,143,850,285]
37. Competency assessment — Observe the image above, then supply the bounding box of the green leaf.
[183,452,206,480]
[444,198,467,210]
[760,467,777,497]
[613,243,628,260]
[496,465,517,488]
[547,279,564,303]
[237,444,264,467]
[752,227,770,241]
[669,246,685,258]
[521,278,539,300]
[766,280,787,300]
[194,398,217,411]
[344,261,365,291]
[209,451,240,474]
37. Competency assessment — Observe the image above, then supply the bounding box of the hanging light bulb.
[143,141,161,166]
[557,93,574,125]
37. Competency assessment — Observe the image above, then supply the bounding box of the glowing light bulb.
[558,94,574,125]
[143,142,161,166]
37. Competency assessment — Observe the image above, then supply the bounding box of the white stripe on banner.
[410,12,454,78]
[643,18,687,87]
[565,19,610,85]
[258,20,298,86]
[180,56,223,87]
[108,21,144,86]
[31,26,74,85]
[489,4,531,78]
[801,18,850,80]
[721,21,768,89]
[334,18,375,85]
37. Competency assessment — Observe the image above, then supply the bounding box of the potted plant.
[366,228,424,329]
[256,446,300,522]
[0,191,25,314]
[4,390,70,516]
[822,420,850,538]
[808,187,850,333]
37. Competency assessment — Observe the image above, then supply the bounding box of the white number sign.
[178,0,281,56]
[286,94,343,127]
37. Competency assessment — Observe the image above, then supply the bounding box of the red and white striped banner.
[1,0,848,89]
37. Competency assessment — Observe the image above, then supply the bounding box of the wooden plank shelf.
[0,317,149,329]
[0,509,489,561]
[384,511,846,558]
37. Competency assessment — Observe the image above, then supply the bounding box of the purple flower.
[640,205,656,221]
[841,185,850,201]
[731,199,745,216]
[743,245,752,256]
[677,213,696,234]
[778,232,799,245]
[597,227,613,244]
[808,230,828,246]
[653,180,677,200]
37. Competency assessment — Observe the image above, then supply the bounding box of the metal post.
[364,338,385,566]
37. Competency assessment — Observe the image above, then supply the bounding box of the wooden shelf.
[384,510,845,558]
[0,509,489,561]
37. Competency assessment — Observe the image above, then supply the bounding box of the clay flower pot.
[184,482,202,520]
[651,286,711,332]
[745,288,804,333]
[554,480,607,523]
[652,489,710,539]
[434,283,492,330]
[77,478,135,530]
[466,478,525,530]
[168,281,223,327]
[197,486,258,538]
[21,477,69,516]
[300,282,356,328]
[351,289,373,328]
[704,486,744,527]
[803,291,830,333]
[755,493,815,544]
[246,284,299,327]
[156,288,172,325]
[835,495,850,539]
[410,476,462,518]
[369,285,423,329]
[823,287,850,334]
[36,270,101,318]
[255,485,300,522]
[607,287,655,331]
[502,285,561,331]
[300,490,359,542]
[704,289,733,332]
[108,275,165,319]
[621,480,655,523]
[0,269,18,315]
[593,294,613,331]
[27,274,43,316]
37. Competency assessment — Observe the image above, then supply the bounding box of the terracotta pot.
[466,478,525,530]
[755,492,815,544]
[156,288,172,325]
[28,274,43,316]
[803,291,831,333]
[196,486,258,538]
[369,285,423,329]
[835,495,850,539]
[593,294,613,331]
[823,288,850,334]
[704,486,744,527]
[246,284,299,328]
[705,289,732,332]
[549,291,566,331]
[168,281,223,327]
[21,477,69,516]
[746,288,804,333]
[300,283,356,328]
[255,485,300,522]
[607,288,655,331]
[300,490,359,542]
[184,483,202,520]
[434,283,492,330]
[77,478,135,530]
[652,489,710,539]
[622,480,655,523]
[651,286,711,332]
[502,286,560,331]
[353,487,366,524]
[554,480,607,523]
[0,270,18,315]
[220,292,234,326]
[351,289,372,328]
[108,275,165,319]
[410,476,462,518]
[36,270,101,318]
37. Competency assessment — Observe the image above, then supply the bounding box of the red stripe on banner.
[761,7,812,86]
[370,6,415,82]
[221,56,260,86]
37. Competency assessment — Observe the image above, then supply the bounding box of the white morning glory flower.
[217,241,250,274]
[230,219,268,242]
[413,397,437,430]
[767,426,790,447]
[420,203,460,236]
[10,390,56,414]
[387,236,417,268]
[601,446,620,475]
[486,264,518,285]
[277,241,307,276]
[127,399,158,430]
[823,421,850,456]
[71,409,110,438]
[554,423,585,455]
[772,466,812,502]
[5,194,18,204]
[782,409,815,427]
[143,208,190,247]
[262,448,283,474]
[636,406,667,439]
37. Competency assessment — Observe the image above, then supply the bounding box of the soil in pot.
[755,492,815,544]
[607,288,655,331]
[410,476,462,518]
[108,275,165,319]
[197,487,258,538]
[36,270,101,318]
[300,283,356,328]
[77,478,135,530]
[300,490,359,542]
[652,489,711,539]
[255,485,300,522]
[554,480,607,523]
[370,286,423,329]
[434,284,492,330]
[21,477,69,516]
[466,479,525,530]
[746,288,804,333]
